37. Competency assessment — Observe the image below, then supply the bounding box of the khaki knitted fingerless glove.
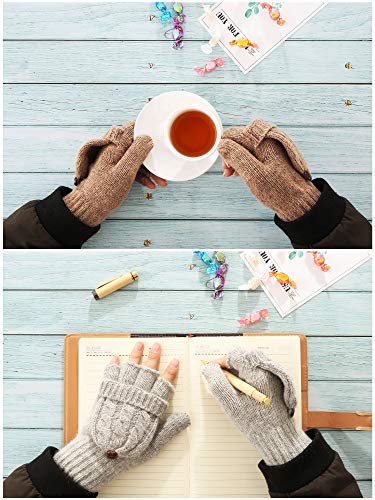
[202,349,311,466]
[218,119,320,222]
[54,361,190,493]
[64,121,153,227]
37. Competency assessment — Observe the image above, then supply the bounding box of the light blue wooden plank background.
[3,250,372,497]
[3,2,372,248]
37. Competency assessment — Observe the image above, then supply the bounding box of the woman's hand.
[218,119,320,222]
[54,342,190,493]
[202,348,311,465]
[63,121,167,227]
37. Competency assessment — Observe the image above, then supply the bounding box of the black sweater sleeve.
[259,429,362,497]
[4,187,100,249]
[4,447,97,498]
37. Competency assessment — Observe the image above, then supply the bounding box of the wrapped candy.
[201,5,222,54]
[159,2,185,49]
[155,2,173,22]
[238,308,269,327]
[206,263,229,299]
[261,2,286,26]
[229,38,259,49]
[201,34,220,54]
[194,57,224,76]
[269,271,297,289]
[308,251,331,272]
[238,269,269,290]
[194,250,229,299]
[193,250,219,274]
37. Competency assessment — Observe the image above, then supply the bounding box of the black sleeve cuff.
[26,446,97,498]
[274,178,346,246]
[35,187,100,248]
[258,429,335,494]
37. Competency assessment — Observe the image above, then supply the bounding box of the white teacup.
[164,106,222,162]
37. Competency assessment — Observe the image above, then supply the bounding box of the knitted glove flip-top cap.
[218,119,319,222]
[54,361,190,493]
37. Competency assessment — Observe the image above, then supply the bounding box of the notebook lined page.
[189,335,302,498]
[78,337,190,498]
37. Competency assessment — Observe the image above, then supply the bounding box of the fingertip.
[171,358,179,368]
[135,341,144,351]
[145,342,161,370]
[111,355,121,365]
[129,341,144,364]
[163,358,179,382]
[150,173,168,187]
[205,356,229,368]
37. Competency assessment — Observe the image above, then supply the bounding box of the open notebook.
[64,334,307,498]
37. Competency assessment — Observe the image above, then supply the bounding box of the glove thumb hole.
[113,135,154,178]
[75,136,112,185]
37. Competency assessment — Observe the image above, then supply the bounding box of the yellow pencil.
[201,360,271,406]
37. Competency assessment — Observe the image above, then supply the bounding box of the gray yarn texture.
[202,348,311,465]
[54,361,190,492]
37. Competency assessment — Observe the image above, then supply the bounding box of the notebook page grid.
[78,337,190,498]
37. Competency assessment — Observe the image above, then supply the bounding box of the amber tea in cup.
[169,110,217,158]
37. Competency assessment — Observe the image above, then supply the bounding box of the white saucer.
[134,91,222,182]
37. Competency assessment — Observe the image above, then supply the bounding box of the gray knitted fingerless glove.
[54,361,190,493]
[202,348,311,466]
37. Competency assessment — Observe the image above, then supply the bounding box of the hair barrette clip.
[238,308,269,327]
[308,251,330,272]
[194,57,224,76]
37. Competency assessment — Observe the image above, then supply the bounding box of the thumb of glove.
[145,412,190,461]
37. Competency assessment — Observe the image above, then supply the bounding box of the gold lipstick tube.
[92,271,139,300]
